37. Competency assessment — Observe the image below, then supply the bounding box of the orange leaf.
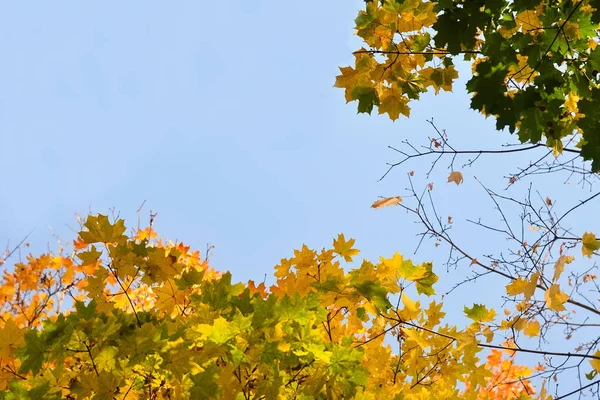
[371,196,402,209]
[447,171,464,185]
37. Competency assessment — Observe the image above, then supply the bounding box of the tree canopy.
[0,216,542,399]
[335,0,600,169]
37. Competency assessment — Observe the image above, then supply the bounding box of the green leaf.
[464,304,496,323]
[95,346,118,371]
[351,86,380,114]
[353,281,393,311]
[518,107,545,143]
[78,214,127,245]
[175,268,205,290]
[17,330,46,375]
[190,365,220,399]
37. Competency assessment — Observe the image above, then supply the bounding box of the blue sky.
[0,3,595,382]
[1,0,486,283]
[4,3,600,397]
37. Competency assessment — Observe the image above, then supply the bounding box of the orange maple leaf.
[447,171,464,185]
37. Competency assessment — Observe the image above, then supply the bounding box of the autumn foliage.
[0,215,549,399]
[336,0,600,169]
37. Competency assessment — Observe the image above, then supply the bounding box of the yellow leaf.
[378,87,410,120]
[441,65,458,92]
[371,196,402,209]
[447,171,464,185]
[333,234,360,262]
[0,319,25,358]
[590,350,600,373]
[505,272,538,299]
[553,255,574,283]
[564,92,580,113]
[402,328,429,349]
[482,326,494,343]
[400,293,420,320]
[523,320,540,337]
[544,284,569,311]
[582,232,600,258]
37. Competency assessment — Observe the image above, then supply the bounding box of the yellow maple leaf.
[505,272,538,299]
[590,350,600,373]
[482,326,494,343]
[378,88,410,120]
[371,196,402,209]
[0,319,25,358]
[447,171,464,185]
[523,320,541,337]
[553,255,574,283]
[564,92,580,113]
[441,65,458,92]
[582,232,600,258]
[333,234,360,262]
[544,284,569,311]
[400,293,420,320]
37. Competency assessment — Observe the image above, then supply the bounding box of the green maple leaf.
[76,245,102,265]
[415,262,438,296]
[17,330,46,375]
[175,269,205,290]
[353,281,392,311]
[95,346,118,371]
[351,86,379,114]
[190,365,220,399]
[518,107,545,143]
[464,304,496,323]
[79,214,127,245]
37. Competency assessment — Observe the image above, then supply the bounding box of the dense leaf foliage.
[0,215,549,399]
[336,0,600,169]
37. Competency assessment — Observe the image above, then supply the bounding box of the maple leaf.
[544,284,569,311]
[371,196,402,209]
[0,319,25,358]
[464,304,496,323]
[523,320,541,337]
[582,232,600,258]
[78,214,127,245]
[378,87,410,120]
[505,272,538,299]
[447,171,464,185]
[590,350,600,373]
[553,255,574,283]
[333,234,360,262]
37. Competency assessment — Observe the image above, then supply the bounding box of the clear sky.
[0,2,595,388]
[1,0,491,284]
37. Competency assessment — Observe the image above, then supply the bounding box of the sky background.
[0,1,597,393]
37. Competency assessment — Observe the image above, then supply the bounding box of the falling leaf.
[371,196,402,209]
[553,255,574,283]
[582,232,600,258]
[447,171,464,185]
